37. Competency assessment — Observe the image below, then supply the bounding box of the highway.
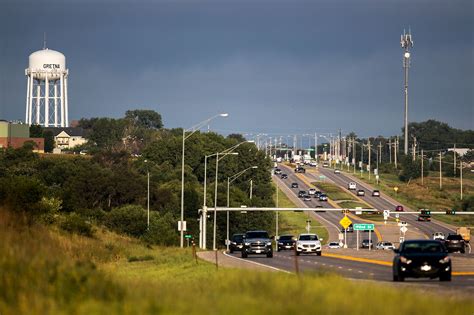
[275,164,378,248]
[316,166,457,238]
[226,250,474,293]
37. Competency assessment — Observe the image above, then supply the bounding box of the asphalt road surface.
[227,250,474,294]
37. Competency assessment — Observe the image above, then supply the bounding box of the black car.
[295,167,306,173]
[341,224,354,233]
[291,182,299,188]
[393,240,451,282]
[444,234,466,254]
[277,235,295,251]
[242,230,273,258]
[298,190,306,198]
[229,233,244,253]
[319,194,328,201]
[281,174,288,179]
[361,239,373,248]
[314,191,322,198]
[274,168,282,175]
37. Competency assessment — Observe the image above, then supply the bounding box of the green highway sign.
[185,235,192,239]
[353,223,375,231]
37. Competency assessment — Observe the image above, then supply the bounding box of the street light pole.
[212,140,253,250]
[226,166,258,251]
[181,113,228,248]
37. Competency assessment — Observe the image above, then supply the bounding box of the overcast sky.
[0,0,472,138]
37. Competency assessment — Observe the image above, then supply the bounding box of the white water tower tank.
[28,49,66,81]
[25,47,69,127]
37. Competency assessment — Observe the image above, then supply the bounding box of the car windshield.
[384,242,393,246]
[246,231,269,239]
[232,235,243,242]
[299,235,318,241]
[329,242,338,246]
[447,235,463,240]
[279,235,293,241]
[402,241,445,253]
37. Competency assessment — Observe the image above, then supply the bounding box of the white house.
[47,127,87,150]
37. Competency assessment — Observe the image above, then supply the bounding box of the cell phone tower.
[25,35,69,127]
[400,28,414,155]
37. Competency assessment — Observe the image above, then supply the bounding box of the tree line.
[1,110,275,247]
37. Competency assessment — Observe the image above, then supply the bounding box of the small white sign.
[178,221,187,232]
[383,210,390,220]
[338,233,344,241]
[395,213,400,219]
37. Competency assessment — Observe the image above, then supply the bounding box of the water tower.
[25,44,69,127]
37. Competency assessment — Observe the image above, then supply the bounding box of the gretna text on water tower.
[25,47,69,127]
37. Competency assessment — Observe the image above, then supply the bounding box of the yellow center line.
[322,252,392,266]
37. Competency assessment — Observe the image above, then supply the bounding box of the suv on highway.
[296,233,322,256]
[444,234,466,254]
[295,166,306,173]
[242,231,273,258]
[229,233,244,253]
[277,235,295,251]
[291,182,299,188]
[376,242,395,250]
[281,174,288,179]
[361,239,373,249]
[432,232,445,241]
[356,189,365,196]
[319,193,328,201]
[372,190,380,197]
[308,188,316,195]
[348,182,357,190]
[274,168,282,175]
[393,240,451,282]
[298,190,306,198]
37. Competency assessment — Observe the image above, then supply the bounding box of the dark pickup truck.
[242,230,273,258]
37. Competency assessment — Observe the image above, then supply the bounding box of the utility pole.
[421,149,424,186]
[439,151,442,190]
[249,179,253,199]
[314,132,318,162]
[395,136,399,169]
[460,161,463,200]
[360,140,364,177]
[412,136,417,161]
[453,143,456,176]
[353,137,356,174]
[378,142,382,165]
[389,138,392,164]
[401,28,414,155]
[368,138,371,180]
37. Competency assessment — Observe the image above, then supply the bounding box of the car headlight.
[244,242,250,246]
[439,256,450,264]
[266,242,272,246]
[400,256,412,264]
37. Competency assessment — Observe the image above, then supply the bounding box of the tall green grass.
[1,209,473,315]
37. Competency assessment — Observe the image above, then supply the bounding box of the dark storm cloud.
[0,0,472,136]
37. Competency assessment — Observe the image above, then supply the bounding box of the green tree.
[29,124,43,137]
[125,109,163,129]
[44,130,55,153]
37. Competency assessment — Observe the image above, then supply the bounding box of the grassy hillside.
[1,209,473,315]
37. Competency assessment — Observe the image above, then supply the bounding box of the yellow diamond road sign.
[339,216,352,229]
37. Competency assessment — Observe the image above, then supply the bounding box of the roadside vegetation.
[0,110,276,247]
[1,208,473,315]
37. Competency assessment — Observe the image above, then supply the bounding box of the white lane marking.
[348,269,352,271]
[338,266,343,269]
[358,270,363,273]
[222,251,292,274]
[322,263,326,266]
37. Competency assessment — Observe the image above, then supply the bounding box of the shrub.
[0,176,46,214]
[60,212,93,237]
[127,255,154,262]
[142,212,178,246]
[104,205,147,237]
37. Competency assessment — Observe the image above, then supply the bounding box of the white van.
[348,182,357,190]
